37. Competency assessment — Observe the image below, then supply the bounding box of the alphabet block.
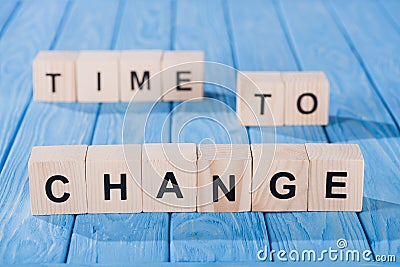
[236,72,284,126]
[251,144,309,211]
[306,143,364,211]
[142,143,197,212]
[283,72,329,125]
[119,50,162,102]
[197,144,251,212]
[33,51,78,102]
[86,145,142,213]
[76,51,120,102]
[28,145,88,215]
[161,51,204,101]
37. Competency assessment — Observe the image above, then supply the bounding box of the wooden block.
[306,143,364,211]
[161,51,204,101]
[120,50,163,102]
[28,145,88,215]
[282,71,329,125]
[86,145,142,213]
[33,51,78,102]
[236,72,284,126]
[76,51,120,102]
[251,144,309,211]
[142,143,197,212]
[197,144,251,212]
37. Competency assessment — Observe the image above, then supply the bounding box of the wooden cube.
[86,145,142,213]
[33,51,78,102]
[28,145,88,215]
[142,143,197,212]
[197,144,251,212]
[120,50,163,102]
[282,72,329,125]
[161,51,204,101]
[251,144,309,211]
[76,51,120,102]
[236,72,284,126]
[306,143,364,211]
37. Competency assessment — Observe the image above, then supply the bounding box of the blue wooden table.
[0,0,399,264]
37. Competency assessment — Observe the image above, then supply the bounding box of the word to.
[33,50,329,126]
[28,143,364,215]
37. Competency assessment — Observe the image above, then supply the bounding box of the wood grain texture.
[142,143,197,212]
[0,0,120,263]
[86,145,142,213]
[329,0,400,128]
[282,72,329,126]
[236,72,284,126]
[227,0,371,261]
[171,212,269,262]
[28,145,88,215]
[119,50,163,102]
[197,144,252,212]
[251,144,308,212]
[0,0,67,172]
[76,51,120,102]
[67,0,172,264]
[0,0,18,37]
[33,51,78,102]
[306,143,364,211]
[326,0,400,256]
[169,0,270,262]
[161,51,204,101]
[278,0,397,257]
[0,0,77,263]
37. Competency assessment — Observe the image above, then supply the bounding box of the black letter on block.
[45,175,70,203]
[213,175,235,202]
[97,72,101,91]
[46,73,61,93]
[104,173,127,201]
[131,71,150,90]
[270,172,296,199]
[157,172,183,198]
[326,172,347,199]
[297,93,318,114]
[254,93,272,115]
[176,71,191,91]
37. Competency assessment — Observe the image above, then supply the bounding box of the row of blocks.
[33,50,329,126]
[28,143,364,215]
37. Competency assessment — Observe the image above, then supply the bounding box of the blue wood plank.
[0,0,18,38]
[325,0,400,257]
[278,0,400,258]
[169,0,270,262]
[67,0,172,264]
[0,0,66,173]
[0,0,119,263]
[227,0,371,262]
[328,0,400,129]
[379,0,400,32]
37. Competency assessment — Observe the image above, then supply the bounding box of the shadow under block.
[197,144,252,212]
[161,51,204,101]
[142,143,197,212]
[251,144,309,211]
[76,51,120,102]
[28,145,88,215]
[119,50,163,102]
[282,72,329,125]
[306,143,364,211]
[86,145,142,213]
[33,51,78,102]
[236,72,285,126]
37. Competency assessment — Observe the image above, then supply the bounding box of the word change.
[28,143,364,215]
